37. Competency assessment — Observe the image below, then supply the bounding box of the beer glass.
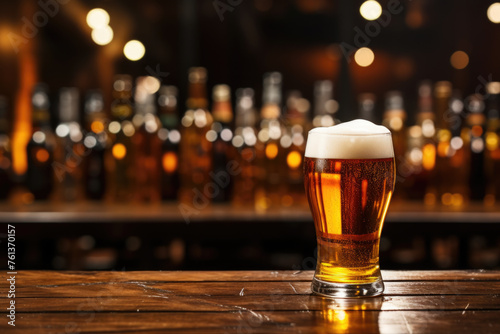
[304,120,395,298]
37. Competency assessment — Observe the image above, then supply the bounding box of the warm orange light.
[406,10,424,28]
[35,148,49,163]
[112,143,127,160]
[471,125,483,137]
[422,143,436,170]
[450,51,469,70]
[241,147,255,162]
[324,309,349,331]
[491,149,500,160]
[265,143,278,159]
[22,192,34,204]
[486,132,499,151]
[13,34,37,175]
[361,179,368,209]
[162,152,178,173]
[451,193,464,207]
[424,193,436,206]
[74,143,86,156]
[441,193,452,206]
[281,194,293,207]
[286,151,302,169]
[437,141,449,157]
[91,121,105,133]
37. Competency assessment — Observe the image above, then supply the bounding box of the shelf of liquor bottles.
[1,72,500,211]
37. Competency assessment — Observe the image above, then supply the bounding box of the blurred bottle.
[412,81,437,202]
[231,88,258,207]
[132,76,162,202]
[434,81,453,130]
[54,88,83,201]
[382,91,407,199]
[208,84,235,203]
[26,84,56,200]
[464,94,486,201]
[405,125,425,199]
[312,80,339,128]
[255,72,287,211]
[83,91,108,200]
[107,75,136,202]
[0,96,13,199]
[436,89,468,207]
[284,91,310,207]
[157,86,181,201]
[484,82,500,206]
[179,67,213,206]
[358,93,377,123]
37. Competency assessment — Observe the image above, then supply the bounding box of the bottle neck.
[486,94,500,120]
[235,108,256,128]
[314,92,332,116]
[159,104,178,129]
[187,82,208,110]
[261,103,280,120]
[359,103,375,122]
[32,109,51,128]
[212,100,233,124]
[111,99,133,120]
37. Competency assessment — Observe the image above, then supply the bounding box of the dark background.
[1,0,499,123]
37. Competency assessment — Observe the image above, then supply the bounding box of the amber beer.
[304,120,395,297]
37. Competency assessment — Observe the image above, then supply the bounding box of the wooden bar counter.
[1,270,499,333]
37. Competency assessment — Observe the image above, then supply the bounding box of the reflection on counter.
[316,296,383,334]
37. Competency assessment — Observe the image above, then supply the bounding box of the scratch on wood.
[135,283,173,295]
[232,305,270,321]
[462,303,470,315]
[402,314,412,334]
[239,288,245,296]
[288,282,298,294]
[148,295,169,299]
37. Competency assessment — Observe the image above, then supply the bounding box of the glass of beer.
[304,120,395,298]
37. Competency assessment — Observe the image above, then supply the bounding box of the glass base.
[311,277,384,298]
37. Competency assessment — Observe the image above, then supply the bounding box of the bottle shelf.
[0,201,498,224]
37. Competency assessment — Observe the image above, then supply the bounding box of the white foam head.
[305,119,394,159]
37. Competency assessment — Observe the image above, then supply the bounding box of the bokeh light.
[112,143,127,160]
[124,40,146,61]
[487,3,500,23]
[450,50,469,69]
[86,8,110,29]
[354,47,375,67]
[91,26,114,46]
[360,1,382,21]
[143,76,161,94]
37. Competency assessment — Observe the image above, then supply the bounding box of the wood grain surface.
[1,270,499,333]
